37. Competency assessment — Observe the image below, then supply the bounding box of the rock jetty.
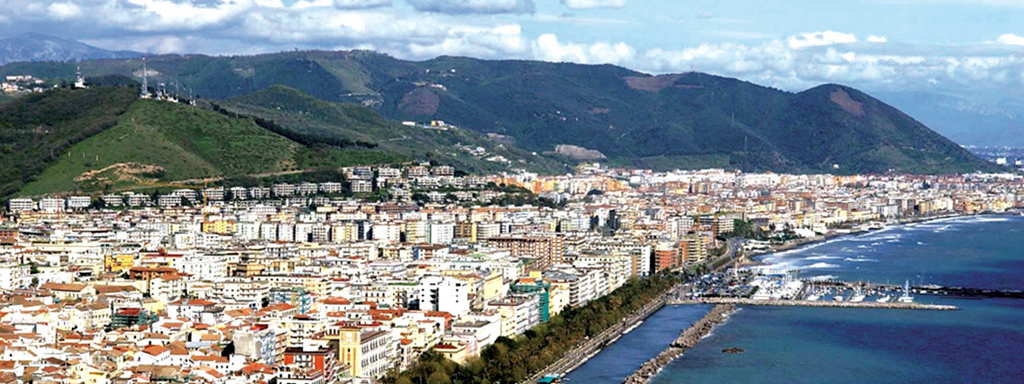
[624,304,737,384]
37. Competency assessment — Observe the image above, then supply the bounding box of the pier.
[668,297,958,310]
[624,304,738,384]
[808,280,1024,300]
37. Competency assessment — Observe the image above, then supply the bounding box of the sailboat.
[849,286,866,302]
[897,280,914,303]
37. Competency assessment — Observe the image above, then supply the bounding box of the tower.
[140,58,151,98]
[73,65,86,89]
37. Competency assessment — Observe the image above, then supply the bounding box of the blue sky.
[1,0,1022,94]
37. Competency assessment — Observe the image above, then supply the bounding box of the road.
[520,285,679,384]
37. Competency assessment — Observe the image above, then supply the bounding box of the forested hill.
[0,85,566,199]
[0,50,998,174]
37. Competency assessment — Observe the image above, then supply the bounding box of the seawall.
[623,304,738,384]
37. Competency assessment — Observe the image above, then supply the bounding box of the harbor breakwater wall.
[624,304,737,384]
[520,286,677,384]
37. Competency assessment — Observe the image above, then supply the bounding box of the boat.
[833,295,845,302]
[849,286,866,302]
[805,292,821,301]
[876,295,891,303]
[897,280,914,303]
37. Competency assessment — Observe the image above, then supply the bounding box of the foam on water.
[807,275,837,281]
[805,255,840,261]
[843,257,878,263]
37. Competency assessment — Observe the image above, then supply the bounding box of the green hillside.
[0,51,999,174]
[18,97,399,196]
[0,86,138,198]
[219,85,567,174]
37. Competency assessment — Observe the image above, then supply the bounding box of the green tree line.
[384,274,678,384]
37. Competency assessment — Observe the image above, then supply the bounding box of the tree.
[426,370,450,384]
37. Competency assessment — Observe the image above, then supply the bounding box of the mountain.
[1,85,564,198]
[0,50,998,174]
[0,86,139,198]
[217,85,566,175]
[875,91,1024,147]
[0,33,141,65]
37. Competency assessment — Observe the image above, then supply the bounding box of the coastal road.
[520,286,677,384]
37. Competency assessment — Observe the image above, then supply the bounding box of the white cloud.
[407,24,527,58]
[560,0,626,9]
[334,0,392,9]
[867,35,888,43]
[47,2,81,20]
[640,31,1024,92]
[996,33,1024,45]
[786,30,857,50]
[405,0,534,14]
[532,33,634,65]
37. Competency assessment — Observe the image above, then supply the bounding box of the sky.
[1,0,1023,94]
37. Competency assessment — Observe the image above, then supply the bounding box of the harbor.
[668,297,958,310]
[539,215,1024,384]
[623,304,738,384]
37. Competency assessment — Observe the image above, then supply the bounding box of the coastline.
[559,211,1008,383]
[623,304,738,384]
[742,212,977,267]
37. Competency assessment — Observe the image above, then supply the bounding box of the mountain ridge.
[0,33,142,65]
[0,48,1000,174]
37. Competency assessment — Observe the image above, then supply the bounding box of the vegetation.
[0,51,996,176]
[731,219,768,240]
[384,274,678,384]
[218,85,567,174]
[16,96,400,196]
[0,86,138,199]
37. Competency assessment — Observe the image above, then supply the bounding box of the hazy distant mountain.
[0,50,999,174]
[0,33,141,65]
[876,91,1024,147]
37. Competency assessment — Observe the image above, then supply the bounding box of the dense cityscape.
[0,162,1021,383]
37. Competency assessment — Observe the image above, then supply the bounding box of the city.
[2,1,1024,383]
[0,163,1021,383]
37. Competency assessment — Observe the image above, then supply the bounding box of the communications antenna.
[140,58,150,98]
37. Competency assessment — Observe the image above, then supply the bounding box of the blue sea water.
[564,304,711,382]
[570,215,1024,384]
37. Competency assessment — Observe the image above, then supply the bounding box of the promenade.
[669,297,958,310]
[520,286,677,384]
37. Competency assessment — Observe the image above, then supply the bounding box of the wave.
[803,262,839,269]
[805,255,841,261]
[808,275,837,281]
[843,257,878,263]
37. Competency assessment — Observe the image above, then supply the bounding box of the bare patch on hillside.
[549,144,607,160]
[830,89,864,117]
[625,74,682,92]
[76,163,166,186]
[398,87,440,116]
[624,74,705,92]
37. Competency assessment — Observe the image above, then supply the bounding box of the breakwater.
[670,297,958,310]
[521,286,676,384]
[624,304,737,384]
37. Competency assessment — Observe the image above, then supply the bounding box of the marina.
[668,297,958,310]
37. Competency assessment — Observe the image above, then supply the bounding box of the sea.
[565,214,1024,384]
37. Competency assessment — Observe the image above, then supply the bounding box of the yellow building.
[454,222,477,243]
[326,325,393,378]
[202,220,237,235]
[104,253,136,273]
